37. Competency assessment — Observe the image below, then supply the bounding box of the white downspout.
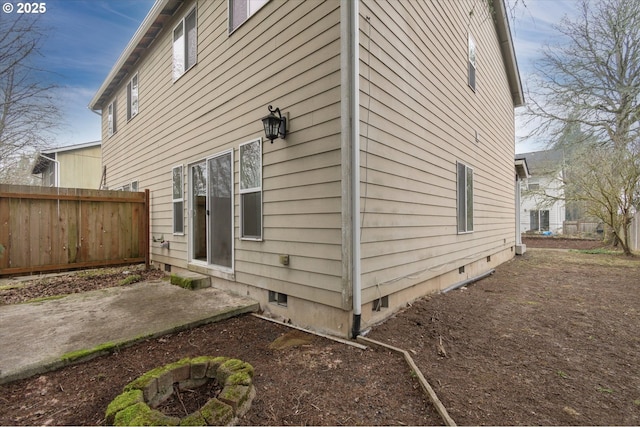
[350,0,362,338]
[49,155,60,188]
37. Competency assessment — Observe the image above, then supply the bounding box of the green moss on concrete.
[179,411,206,426]
[225,371,252,386]
[200,398,233,425]
[22,295,66,304]
[61,341,118,363]
[105,389,144,425]
[218,385,250,410]
[217,359,254,383]
[119,274,142,286]
[170,275,194,290]
[0,283,24,291]
[124,358,192,392]
[113,402,179,426]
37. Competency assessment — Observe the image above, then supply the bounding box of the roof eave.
[492,0,525,108]
[88,0,182,111]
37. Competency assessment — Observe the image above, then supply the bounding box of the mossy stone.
[105,389,144,424]
[179,411,206,426]
[200,398,233,425]
[218,385,249,410]
[170,275,194,290]
[225,371,252,386]
[113,402,179,426]
[217,359,254,383]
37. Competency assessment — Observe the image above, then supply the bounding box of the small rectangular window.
[108,101,116,136]
[468,34,476,91]
[172,165,184,234]
[268,290,288,307]
[131,181,139,192]
[173,7,197,81]
[127,73,138,120]
[457,162,474,233]
[239,138,262,239]
[229,0,268,33]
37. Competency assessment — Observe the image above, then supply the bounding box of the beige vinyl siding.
[101,1,344,304]
[57,146,102,189]
[358,0,516,298]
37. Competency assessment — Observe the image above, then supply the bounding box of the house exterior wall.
[96,0,520,337]
[57,146,102,189]
[357,0,517,324]
[100,0,348,332]
[520,174,566,233]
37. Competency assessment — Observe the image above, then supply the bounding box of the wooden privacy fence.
[0,184,149,276]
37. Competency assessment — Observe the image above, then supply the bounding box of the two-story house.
[31,141,102,189]
[516,149,566,234]
[89,0,523,337]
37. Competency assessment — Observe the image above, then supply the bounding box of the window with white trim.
[108,101,116,136]
[127,73,138,120]
[229,0,268,33]
[173,7,197,81]
[130,181,139,192]
[239,138,262,239]
[172,165,184,234]
[457,162,474,233]
[468,34,476,91]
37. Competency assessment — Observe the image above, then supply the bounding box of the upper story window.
[108,101,116,137]
[457,161,474,233]
[127,73,138,120]
[468,34,476,91]
[173,7,197,81]
[229,0,268,33]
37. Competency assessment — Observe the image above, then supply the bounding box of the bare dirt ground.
[1,241,639,425]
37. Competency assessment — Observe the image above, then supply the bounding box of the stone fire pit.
[105,356,255,426]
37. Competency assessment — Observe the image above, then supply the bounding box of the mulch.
[1,239,639,425]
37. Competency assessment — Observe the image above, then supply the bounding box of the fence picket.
[0,184,149,276]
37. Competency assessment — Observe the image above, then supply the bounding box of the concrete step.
[170,272,211,290]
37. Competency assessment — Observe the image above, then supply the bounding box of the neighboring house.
[89,0,523,337]
[31,141,102,189]
[515,149,566,234]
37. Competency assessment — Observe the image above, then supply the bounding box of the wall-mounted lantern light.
[261,105,287,143]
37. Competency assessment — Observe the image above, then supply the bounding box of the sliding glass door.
[189,150,233,270]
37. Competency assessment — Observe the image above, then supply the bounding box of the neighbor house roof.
[89,0,524,111]
[515,149,564,176]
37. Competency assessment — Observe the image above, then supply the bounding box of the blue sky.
[27,0,154,146]
[13,0,578,152]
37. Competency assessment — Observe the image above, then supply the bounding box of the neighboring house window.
[457,162,474,233]
[131,181,139,192]
[108,101,116,136]
[528,180,540,191]
[468,34,476,91]
[530,210,550,231]
[127,73,138,120]
[172,165,184,234]
[239,138,262,239]
[229,0,268,33]
[122,184,131,192]
[173,7,197,81]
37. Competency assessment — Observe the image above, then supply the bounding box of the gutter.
[493,0,524,107]
[349,0,362,338]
